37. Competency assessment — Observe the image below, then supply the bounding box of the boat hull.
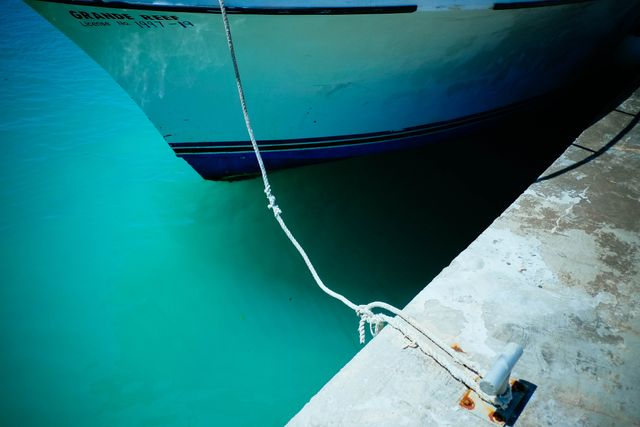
[24,0,640,179]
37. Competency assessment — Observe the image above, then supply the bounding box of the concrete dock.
[288,87,640,426]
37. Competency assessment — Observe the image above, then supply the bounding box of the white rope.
[215,0,498,406]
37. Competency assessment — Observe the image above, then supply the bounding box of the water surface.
[2,1,639,426]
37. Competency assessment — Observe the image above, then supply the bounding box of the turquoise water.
[1,2,478,425]
[4,1,638,425]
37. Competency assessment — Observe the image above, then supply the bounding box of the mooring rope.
[215,0,498,406]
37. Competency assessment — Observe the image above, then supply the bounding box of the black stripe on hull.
[493,0,593,10]
[27,0,417,15]
[169,96,539,155]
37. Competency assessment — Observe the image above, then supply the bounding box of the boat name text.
[68,11,194,29]
[69,11,180,21]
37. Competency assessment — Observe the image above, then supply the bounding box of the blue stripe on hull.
[493,0,593,10]
[178,114,500,180]
[27,0,418,15]
[174,95,539,180]
[181,135,425,180]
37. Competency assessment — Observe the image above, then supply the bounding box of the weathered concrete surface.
[288,88,640,427]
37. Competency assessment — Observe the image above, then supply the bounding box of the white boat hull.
[24,0,640,179]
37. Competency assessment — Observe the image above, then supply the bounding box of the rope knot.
[264,186,282,216]
[356,306,386,344]
[267,197,281,216]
